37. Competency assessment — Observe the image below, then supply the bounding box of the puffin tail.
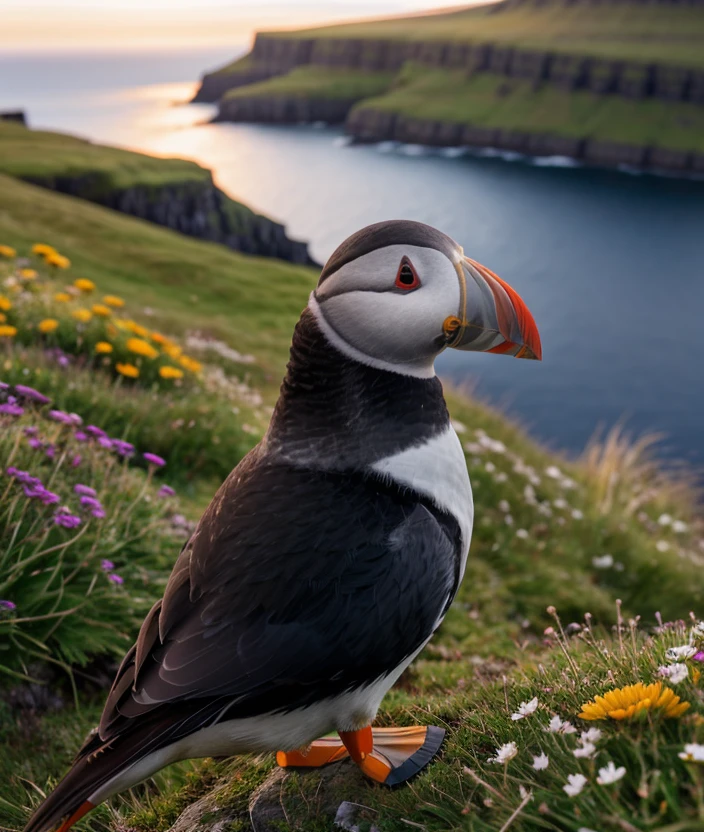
[23,752,106,832]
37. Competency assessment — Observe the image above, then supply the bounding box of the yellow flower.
[0,245,16,258]
[126,337,158,359]
[0,295,11,312]
[164,343,182,360]
[579,682,689,722]
[20,268,38,280]
[95,341,113,354]
[54,292,72,303]
[38,319,59,334]
[74,278,95,293]
[0,325,17,337]
[179,355,202,373]
[103,295,125,308]
[72,308,92,323]
[116,362,139,378]
[159,365,184,380]
[126,321,149,338]
[32,243,56,257]
[92,304,111,317]
[150,331,169,345]
[0,313,5,323]
[45,252,71,269]
[106,323,118,338]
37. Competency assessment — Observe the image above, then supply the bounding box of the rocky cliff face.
[195,32,704,106]
[214,95,358,125]
[20,172,317,266]
[345,108,704,174]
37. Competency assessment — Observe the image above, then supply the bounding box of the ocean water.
[2,50,704,468]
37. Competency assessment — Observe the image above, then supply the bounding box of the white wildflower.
[656,540,670,552]
[532,752,549,770]
[464,441,482,455]
[679,743,704,763]
[581,728,602,744]
[499,499,511,513]
[495,472,508,483]
[523,484,537,504]
[537,502,553,517]
[553,498,568,509]
[573,741,597,759]
[485,461,496,473]
[659,663,689,684]
[451,419,467,434]
[516,528,529,540]
[490,741,518,764]
[666,645,697,661]
[563,773,587,797]
[578,828,598,832]
[505,514,514,526]
[657,513,673,526]
[546,465,563,480]
[572,509,584,520]
[692,621,704,638]
[561,476,577,490]
[672,520,689,534]
[592,554,614,569]
[596,761,626,785]
[518,784,533,802]
[546,715,577,734]
[511,697,539,721]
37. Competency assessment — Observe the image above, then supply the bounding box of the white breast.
[370,425,473,581]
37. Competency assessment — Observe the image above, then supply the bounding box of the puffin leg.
[276,726,445,786]
[346,725,446,786]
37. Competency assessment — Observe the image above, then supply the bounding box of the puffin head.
[309,220,542,378]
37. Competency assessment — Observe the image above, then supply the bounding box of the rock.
[0,110,27,125]
[583,139,647,168]
[215,94,357,126]
[649,147,692,171]
[166,782,240,832]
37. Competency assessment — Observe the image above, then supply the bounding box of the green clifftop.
[0,122,316,265]
[194,0,704,174]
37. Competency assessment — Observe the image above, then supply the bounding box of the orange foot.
[276,725,444,787]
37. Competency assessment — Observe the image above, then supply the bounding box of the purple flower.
[71,454,82,467]
[14,385,50,405]
[171,513,188,528]
[79,496,102,511]
[693,651,704,662]
[57,355,70,368]
[44,445,56,460]
[158,485,176,498]
[0,402,24,416]
[101,559,114,571]
[91,507,106,519]
[74,484,97,497]
[48,409,74,425]
[0,382,8,391]
[28,437,43,450]
[54,513,82,529]
[109,574,124,585]
[74,430,88,442]
[86,425,107,439]
[7,467,42,487]
[24,485,60,505]
[0,600,16,611]
[23,426,39,437]
[112,439,135,458]
[98,437,113,450]
[144,453,166,468]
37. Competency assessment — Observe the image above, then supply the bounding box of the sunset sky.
[3,0,472,51]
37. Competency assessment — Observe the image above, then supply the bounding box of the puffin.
[25,220,541,832]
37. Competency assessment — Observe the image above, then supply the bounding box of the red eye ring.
[395,257,420,291]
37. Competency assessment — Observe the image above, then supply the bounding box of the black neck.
[266,309,450,470]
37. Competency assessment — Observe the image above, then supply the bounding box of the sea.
[2,49,704,469]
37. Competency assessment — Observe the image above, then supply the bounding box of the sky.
[2,0,473,51]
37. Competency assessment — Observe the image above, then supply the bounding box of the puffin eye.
[394,258,420,291]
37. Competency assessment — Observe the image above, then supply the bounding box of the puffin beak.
[443,257,542,360]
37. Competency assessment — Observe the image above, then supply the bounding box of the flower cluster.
[0,244,202,388]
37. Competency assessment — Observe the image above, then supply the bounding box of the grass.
[222,66,396,102]
[352,64,704,153]
[279,0,704,70]
[0,122,210,192]
[1,173,704,830]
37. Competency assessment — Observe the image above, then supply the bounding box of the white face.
[313,244,463,376]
